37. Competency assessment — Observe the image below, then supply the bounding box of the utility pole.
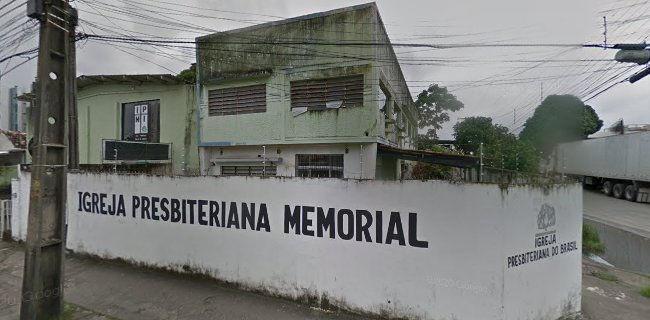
[21,1,77,319]
[479,142,484,182]
[68,12,78,170]
[516,152,519,172]
[603,16,607,49]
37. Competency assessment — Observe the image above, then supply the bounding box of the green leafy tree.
[411,145,458,180]
[453,117,539,172]
[415,84,464,140]
[519,95,603,155]
[416,134,438,151]
[178,64,196,84]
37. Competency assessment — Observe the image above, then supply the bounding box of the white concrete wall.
[12,172,582,319]
[203,143,378,179]
[10,171,29,241]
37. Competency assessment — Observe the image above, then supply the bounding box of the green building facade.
[196,3,418,179]
[75,75,199,175]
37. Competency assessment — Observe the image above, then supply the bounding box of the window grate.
[295,154,344,178]
[208,84,267,116]
[221,165,277,176]
[291,75,363,109]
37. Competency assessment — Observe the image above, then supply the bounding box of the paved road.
[0,241,368,320]
[583,190,650,238]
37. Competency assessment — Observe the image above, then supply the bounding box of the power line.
[0,47,39,64]
[78,34,611,49]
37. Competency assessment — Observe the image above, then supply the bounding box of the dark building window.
[221,165,277,176]
[122,100,160,142]
[295,154,344,178]
[208,84,266,116]
[291,75,363,110]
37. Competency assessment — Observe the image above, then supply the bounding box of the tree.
[416,134,437,151]
[519,95,603,155]
[453,117,510,154]
[453,117,539,172]
[583,105,604,136]
[178,64,196,84]
[415,84,464,141]
[411,145,457,180]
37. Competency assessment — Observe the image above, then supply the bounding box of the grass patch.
[583,224,605,255]
[590,272,618,282]
[640,286,650,298]
[62,303,78,320]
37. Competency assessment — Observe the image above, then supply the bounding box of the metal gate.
[0,199,10,239]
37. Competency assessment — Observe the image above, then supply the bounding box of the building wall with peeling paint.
[195,4,416,179]
[13,172,582,319]
[77,83,199,175]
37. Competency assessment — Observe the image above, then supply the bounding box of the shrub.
[640,286,650,298]
[583,224,605,255]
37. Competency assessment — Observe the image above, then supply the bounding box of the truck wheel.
[624,185,637,202]
[613,183,625,199]
[602,181,613,196]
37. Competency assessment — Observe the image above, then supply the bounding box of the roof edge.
[196,2,377,41]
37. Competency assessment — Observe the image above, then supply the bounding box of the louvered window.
[291,75,364,109]
[208,84,266,116]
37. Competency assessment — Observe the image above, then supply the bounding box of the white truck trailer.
[554,131,650,202]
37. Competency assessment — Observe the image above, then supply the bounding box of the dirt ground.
[581,257,650,320]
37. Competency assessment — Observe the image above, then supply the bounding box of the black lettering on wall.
[375,211,383,244]
[242,203,255,230]
[107,194,116,215]
[83,192,91,212]
[317,207,335,238]
[337,209,354,240]
[198,200,208,226]
[160,198,170,221]
[355,210,373,242]
[151,197,160,221]
[187,200,196,225]
[141,196,151,220]
[257,204,270,232]
[117,195,126,216]
[284,205,301,234]
[171,199,181,223]
[386,212,406,246]
[301,206,315,237]
[408,213,428,248]
[209,201,220,227]
[132,196,140,218]
[181,199,187,224]
[221,201,226,227]
[100,193,108,215]
[92,193,99,213]
[227,202,240,229]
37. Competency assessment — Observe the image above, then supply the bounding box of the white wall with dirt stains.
[11,172,582,319]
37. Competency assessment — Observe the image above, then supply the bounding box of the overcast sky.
[1,0,649,138]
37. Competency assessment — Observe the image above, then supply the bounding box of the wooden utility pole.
[21,1,77,318]
[67,8,79,170]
